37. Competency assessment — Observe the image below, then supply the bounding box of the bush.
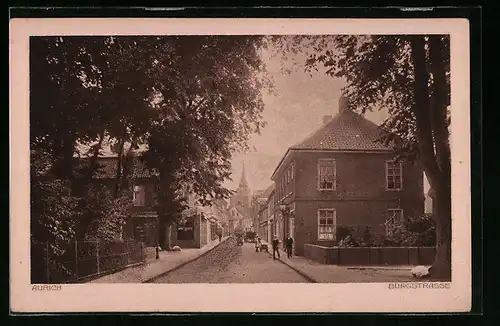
[336,225,356,242]
[385,214,436,247]
[335,216,436,248]
[338,235,358,248]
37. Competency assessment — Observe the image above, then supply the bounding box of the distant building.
[230,163,251,208]
[229,163,253,231]
[270,96,425,255]
[227,205,244,234]
[253,184,274,240]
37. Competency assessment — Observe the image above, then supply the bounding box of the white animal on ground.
[411,265,430,278]
[172,246,182,252]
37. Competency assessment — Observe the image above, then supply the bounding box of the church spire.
[239,162,249,189]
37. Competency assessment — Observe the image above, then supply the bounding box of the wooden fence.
[304,244,436,266]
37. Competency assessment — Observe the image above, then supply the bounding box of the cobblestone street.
[153,237,310,283]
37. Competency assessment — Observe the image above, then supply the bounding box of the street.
[153,238,310,283]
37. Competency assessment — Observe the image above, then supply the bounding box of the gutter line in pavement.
[261,242,318,283]
[142,237,231,283]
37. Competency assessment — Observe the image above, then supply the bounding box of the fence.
[31,239,145,284]
[304,244,436,266]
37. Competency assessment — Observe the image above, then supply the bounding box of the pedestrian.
[285,234,294,258]
[255,237,261,252]
[218,234,222,242]
[272,235,280,260]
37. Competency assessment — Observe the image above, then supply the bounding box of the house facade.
[251,190,266,236]
[89,156,159,246]
[270,97,425,255]
[254,184,274,240]
[91,156,226,249]
[266,189,276,243]
[227,205,244,234]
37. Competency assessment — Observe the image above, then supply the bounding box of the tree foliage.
[30,36,270,246]
[270,35,451,279]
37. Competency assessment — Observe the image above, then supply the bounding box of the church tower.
[230,163,251,208]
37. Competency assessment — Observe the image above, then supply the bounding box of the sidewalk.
[89,236,230,283]
[261,241,418,283]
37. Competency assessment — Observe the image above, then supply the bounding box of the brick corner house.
[270,97,425,256]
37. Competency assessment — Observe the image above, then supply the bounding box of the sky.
[224,45,430,195]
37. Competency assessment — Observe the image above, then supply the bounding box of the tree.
[270,35,451,279]
[138,36,270,247]
[30,35,271,247]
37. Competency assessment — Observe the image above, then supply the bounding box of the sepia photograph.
[10,17,471,313]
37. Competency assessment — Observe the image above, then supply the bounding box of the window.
[133,185,146,206]
[177,219,194,240]
[318,209,336,240]
[290,162,294,180]
[386,161,403,190]
[318,159,336,190]
[385,209,404,235]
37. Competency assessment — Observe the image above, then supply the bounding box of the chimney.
[322,115,333,125]
[339,95,349,113]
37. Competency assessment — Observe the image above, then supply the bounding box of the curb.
[142,237,232,283]
[85,261,145,283]
[346,267,412,271]
[262,244,318,283]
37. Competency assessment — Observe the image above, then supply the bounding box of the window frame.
[317,158,337,191]
[385,160,403,191]
[132,184,146,206]
[317,208,336,241]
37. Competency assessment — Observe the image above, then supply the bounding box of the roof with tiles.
[76,156,153,179]
[289,107,390,152]
[270,97,392,180]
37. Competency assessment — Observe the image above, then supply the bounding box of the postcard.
[10,16,471,313]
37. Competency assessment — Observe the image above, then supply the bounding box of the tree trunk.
[428,36,451,176]
[77,130,105,240]
[410,36,452,280]
[86,130,106,182]
[166,223,173,250]
[157,216,167,248]
[429,178,452,280]
[114,139,125,198]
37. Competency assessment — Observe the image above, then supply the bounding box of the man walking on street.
[285,234,294,258]
[272,235,280,260]
[218,234,222,242]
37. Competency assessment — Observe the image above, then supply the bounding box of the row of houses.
[89,156,248,250]
[252,96,427,256]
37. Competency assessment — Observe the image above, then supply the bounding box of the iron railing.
[31,239,145,284]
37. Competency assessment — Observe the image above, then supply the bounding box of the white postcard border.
[9,17,471,313]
